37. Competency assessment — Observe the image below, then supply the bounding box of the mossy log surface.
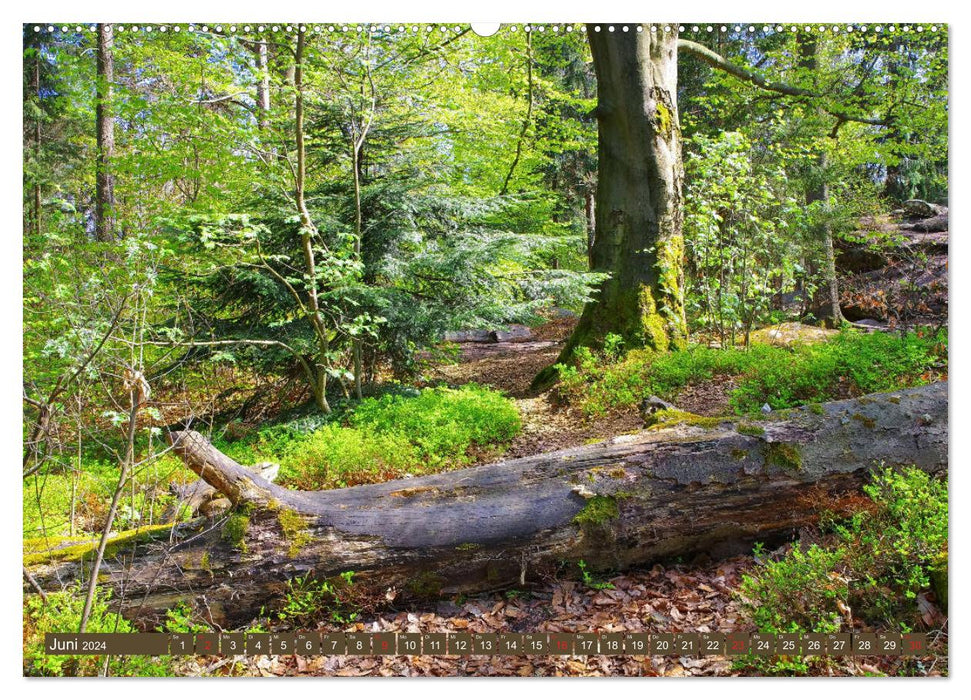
[27,383,947,628]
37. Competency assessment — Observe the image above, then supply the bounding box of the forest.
[22,22,948,677]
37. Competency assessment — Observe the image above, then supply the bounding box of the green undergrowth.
[735,466,947,674]
[278,572,359,626]
[555,327,946,417]
[23,588,172,676]
[219,384,521,490]
[23,453,196,543]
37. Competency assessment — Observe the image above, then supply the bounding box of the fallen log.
[162,461,280,521]
[27,383,947,629]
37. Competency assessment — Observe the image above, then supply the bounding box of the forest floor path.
[427,316,642,460]
[426,316,743,462]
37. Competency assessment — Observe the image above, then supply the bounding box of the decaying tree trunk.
[27,383,946,629]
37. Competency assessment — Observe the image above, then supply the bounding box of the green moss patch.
[23,523,176,566]
[765,442,803,472]
[573,495,620,526]
[278,508,313,557]
[738,422,766,437]
[649,409,725,431]
[222,512,251,553]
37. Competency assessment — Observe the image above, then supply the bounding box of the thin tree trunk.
[294,31,331,414]
[256,40,270,131]
[95,23,115,242]
[352,137,364,401]
[32,54,42,238]
[798,33,844,327]
[78,388,138,632]
[500,32,533,196]
[820,168,845,327]
[349,49,376,402]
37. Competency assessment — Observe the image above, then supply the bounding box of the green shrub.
[280,425,420,489]
[225,384,521,490]
[739,467,948,638]
[843,467,949,621]
[159,601,213,635]
[278,572,359,626]
[349,384,521,465]
[23,454,193,541]
[556,329,946,417]
[23,589,171,676]
[730,329,946,414]
[740,542,848,636]
[557,344,777,416]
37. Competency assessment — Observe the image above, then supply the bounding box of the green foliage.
[278,424,419,490]
[278,573,359,626]
[23,590,171,677]
[847,467,949,618]
[742,542,849,636]
[556,329,946,417]
[244,385,520,490]
[349,384,521,464]
[684,131,805,344]
[576,559,615,591]
[23,454,193,542]
[740,467,948,637]
[160,601,213,635]
[729,328,946,414]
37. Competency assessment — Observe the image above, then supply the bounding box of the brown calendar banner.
[45,632,930,657]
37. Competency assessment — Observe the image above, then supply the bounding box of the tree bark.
[32,52,42,238]
[537,27,686,389]
[584,189,596,267]
[27,383,946,629]
[293,31,331,414]
[255,40,270,132]
[95,23,115,242]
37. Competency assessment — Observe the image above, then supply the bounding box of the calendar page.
[21,8,949,681]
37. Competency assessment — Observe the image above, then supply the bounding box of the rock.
[836,242,889,274]
[761,403,772,414]
[639,396,677,425]
[902,199,941,218]
[489,324,533,343]
[443,329,494,343]
[900,230,948,255]
[904,212,948,233]
[841,254,948,323]
[749,323,838,347]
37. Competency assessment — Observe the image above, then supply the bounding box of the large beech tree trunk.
[545,26,686,383]
[28,383,946,628]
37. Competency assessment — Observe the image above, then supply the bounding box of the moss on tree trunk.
[535,27,686,390]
